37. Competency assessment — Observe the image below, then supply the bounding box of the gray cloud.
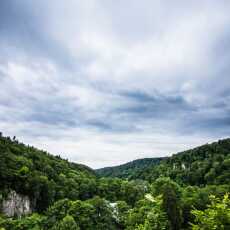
[0,0,230,168]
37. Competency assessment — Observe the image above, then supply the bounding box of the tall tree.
[151,177,182,230]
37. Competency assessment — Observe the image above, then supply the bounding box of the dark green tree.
[152,177,182,230]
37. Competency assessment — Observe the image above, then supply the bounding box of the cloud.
[0,0,230,168]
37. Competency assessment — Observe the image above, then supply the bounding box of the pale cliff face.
[1,190,32,217]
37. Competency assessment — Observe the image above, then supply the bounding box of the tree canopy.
[0,134,229,229]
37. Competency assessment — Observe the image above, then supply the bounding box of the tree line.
[0,133,229,229]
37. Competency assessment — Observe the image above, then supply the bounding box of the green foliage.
[1,214,44,230]
[152,178,182,230]
[98,139,230,186]
[96,177,146,205]
[52,215,80,230]
[115,201,130,227]
[125,195,168,230]
[138,195,169,230]
[191,194,230,230]
[125,198,156,229]
[0,135,96,211]
[44,199,71,228]
[181,184,230,228]
[0,134,147,212]
[96,158,165,179]
[44,197,117,230]
[1,134,230,230]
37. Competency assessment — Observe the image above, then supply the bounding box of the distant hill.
[96,139,230,186]
[96,157,166,179]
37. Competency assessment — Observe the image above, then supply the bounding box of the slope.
[96,139,230,186]
[0,133,96,211]
[96,157,165,179]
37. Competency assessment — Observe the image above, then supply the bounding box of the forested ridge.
[0,133,230,230]
[96,157,166,179]
[97,139,230,186]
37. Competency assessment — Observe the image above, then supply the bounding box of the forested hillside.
[141,139,230,186]
[97,139,230,186]
[0,134,230,230]
[0,133,96,212]
[96,157,165,179]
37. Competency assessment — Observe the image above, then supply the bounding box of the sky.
[0,0,230,168]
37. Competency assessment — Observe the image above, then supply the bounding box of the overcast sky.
[0,0,230,168]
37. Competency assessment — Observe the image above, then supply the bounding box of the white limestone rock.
[1,190,32,217]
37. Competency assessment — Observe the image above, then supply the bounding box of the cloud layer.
[1,0,230,168]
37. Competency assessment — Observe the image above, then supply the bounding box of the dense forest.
[0,133,230,229]
[96,158,165,179]
[97,140,230,186]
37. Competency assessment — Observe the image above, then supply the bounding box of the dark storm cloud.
[0,0,230,167]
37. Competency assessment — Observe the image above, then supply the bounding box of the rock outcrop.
[1,190,32,217]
